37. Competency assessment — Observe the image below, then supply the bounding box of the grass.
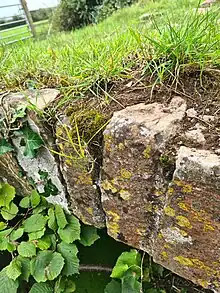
[0,20,49,45]
[0,0,219,97]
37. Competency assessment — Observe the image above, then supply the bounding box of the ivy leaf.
[36,235,52,250]
[30,190,41,208]
[6,258,21,281]
[48,208,57,231]
[57,242,79,276]
[19,196,30,208]
[19,126,44,158]
[29,282,54,293]
[55,205,68,229]
[111,250,141,279]
[58,215,80,244]
[0,139,14,155]
[121,274,141,293]
[0,183,15,208]
[17,256,30,282]
[79,225,100,247]
[30,251,64,282]
[0,268,19,293]
[0,222,7,231]
[1,202,18,220]
[10,228,24,241]
[18,241,36,257]
[29,228,46,241]
[23,214,47,233]
[105,280,122,293]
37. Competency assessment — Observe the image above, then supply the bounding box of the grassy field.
[0,0,219,95]
[0,20,49,44]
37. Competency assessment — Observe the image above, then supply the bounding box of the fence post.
[20,0,36,37]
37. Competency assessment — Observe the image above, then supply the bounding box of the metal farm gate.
[0,0,36,45]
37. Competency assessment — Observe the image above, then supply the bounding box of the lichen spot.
[182,184,192,193]
[106,210,120,237]
[197,279,209,288]
[118,143,125,151]
[76,173,93,185]
[136,227,146,236]
[120,168,132,179]
[161,251,168,260]
[167,187,174,196]
[204,223,215,232]
[178,202,188,211]
[176,216,192,229]
[119,190,131,200]
[143,146,151,159]
[164,206,175,217]
[174,256,194,267]
[86,207,93,215]
[102,180,117,193]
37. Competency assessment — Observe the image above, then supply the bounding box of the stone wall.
[0,90,219,292]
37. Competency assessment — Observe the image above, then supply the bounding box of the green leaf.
[10,228,24,241]
[0,229,12,251]
[18,241,36,257]
[0,222,7,231]
[48,208,57,231]
[0,268,19,293]
[0,183,15,208]
[121,274,141,293]
[0,139,14,155]
[55,277,76,293]
[30,190,41,208]
[11,105,27,123]
[36,235,52,250]
[17,256,30,282]
[29,282,54,293]
[30,251,64,282]
[19,126,44,158]
[79,225,100,246]
[6,258,21,281]
[29,228,46,241]
[55,205,68,229]
[111,250,141,279]
[57,242,79,276]
[1,202,18,220]
[105,280,122,293]
[19,196,30,208]
[23,214,47,233]
[58,215,80,244]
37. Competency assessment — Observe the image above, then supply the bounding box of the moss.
[176,216,192,229]
[159,154,170,166]
[143,145,151,159]
[106,210,120,237]
[161,251,168,260]
[119,189,131,200]
[76,173,93,185]
[164,206,176,217]
[120,168,132,180]
[178,202,188,211]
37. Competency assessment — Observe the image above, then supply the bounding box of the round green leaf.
[0,183,15,208]
[36,235,52,250]
[57,242,79,276]
[17,256,30,282]
[1,202,18,220]
[30,251,64,282]
[31,190,41,208]
[10,228,24,241]
[29,228,46,241]
[48,208,57,231]
[0,222,7,231]
[55,205,68,229]
[24,214,47,233]
[0,268,19,293]
[18,241,36,257]
[58,215,80,244]
[19,197,30,208]
[79,225,100,247]
[29,282,53,293]
[6,258,21,281]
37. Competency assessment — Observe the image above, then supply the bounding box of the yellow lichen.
[76,173,93,185]
[164,206,176,217]
[167,187,174,196]
[136,228,146,236]
[120,168,132,179]
[119,190,131,200]
[182,184,192,193]
[65,159,73,166]
[197,279,209,288]
[179,229,188,237]
[158,233,163,239]
[164,244,171,249]
[154,190,163,197]
[176,216,192,229]
[174,256,194,267]
[178,202,188,211]
[118,143,125,151]
[204,223,215,232]
[102,180,117,193]
[161,251,168,260]
[143,146,152,159]
[86,207,93,215]
[106,211,120,237]
[145,203,153,212]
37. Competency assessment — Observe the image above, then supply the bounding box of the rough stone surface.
[101,97,187,249]
[101,99,220,291]
[184,129,206,145]
[56,118,106,228]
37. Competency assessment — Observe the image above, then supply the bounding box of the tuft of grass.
[0,0,219,98]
